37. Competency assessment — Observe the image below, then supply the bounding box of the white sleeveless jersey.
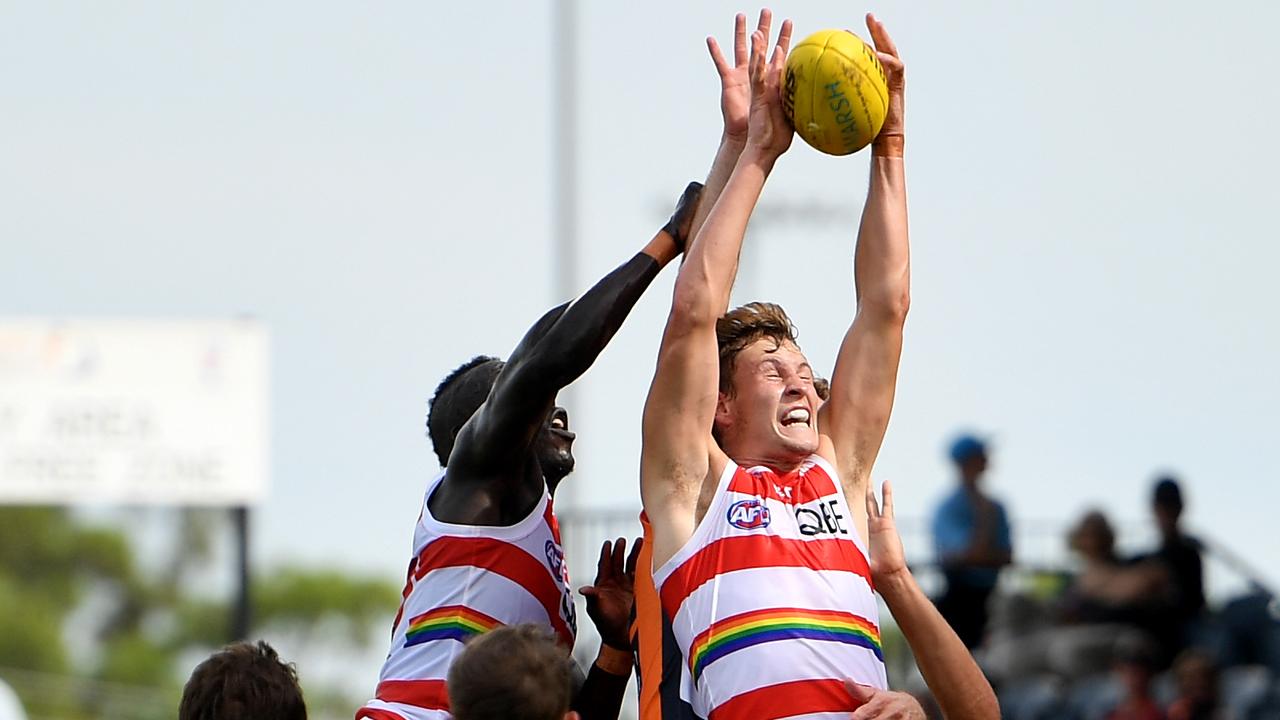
[356,472,577,720]
[653,455,887,720]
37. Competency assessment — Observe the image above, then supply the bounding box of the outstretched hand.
[707,10,788,143]
[579,537,642,651]
[744,10,793,158]
[865,14,905,141]
[844,681,926,720]
[865,480,908,587]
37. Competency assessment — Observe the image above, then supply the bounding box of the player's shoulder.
[424,466,548,531]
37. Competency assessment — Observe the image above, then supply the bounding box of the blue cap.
[948,434,988,464]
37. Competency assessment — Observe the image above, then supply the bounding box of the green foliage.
[0,507,81,608]
[73,526,135,581]
[0,507,400,720]
[97,632,174,687]
[172,599,232,649]
[255,568,400,645]
[0,575,69,674]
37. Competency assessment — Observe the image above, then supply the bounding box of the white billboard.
[0,319,269,505]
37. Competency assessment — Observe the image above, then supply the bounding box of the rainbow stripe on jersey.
[404,605,502,647]
[688,607,882,681]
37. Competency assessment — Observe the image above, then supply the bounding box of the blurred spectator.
[1106,638,1165,720]
[447,624,578,720]
[980,511,1160,683]
[1216,592,1280,671]
[179,640,306,720]
[933,433,1012,648]
[1131,476,1205,661]
[1166,650,1223,720]
[1060,510,1170,626]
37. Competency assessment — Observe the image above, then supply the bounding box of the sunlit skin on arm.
[814,13,911,543]
[867,481,1001,720]
[642,14,794,569]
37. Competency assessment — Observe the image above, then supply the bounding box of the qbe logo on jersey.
[727,498,771,530]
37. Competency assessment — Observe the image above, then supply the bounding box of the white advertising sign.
[0,319,269,505]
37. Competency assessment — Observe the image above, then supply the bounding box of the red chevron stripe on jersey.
[413,536,573,646]
[658,534,873,619]
[707,678,857,719]
[360,471,575,720]
[726,462,840,504]
[375,679,449,710]
[654,456,887,719]
[543,501,562,544]
[354,709,409,720]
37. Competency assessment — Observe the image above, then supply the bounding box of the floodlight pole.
[231,504,251,640]
[551,0,579,512]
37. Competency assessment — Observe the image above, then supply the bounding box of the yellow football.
[783,29,889,156]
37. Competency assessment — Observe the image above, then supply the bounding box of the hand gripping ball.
[783,29,889,156]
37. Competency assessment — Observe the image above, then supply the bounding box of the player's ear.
[715,391,733,432]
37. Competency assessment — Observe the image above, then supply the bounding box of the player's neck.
[721,432,810,474]
[730,449,806,475]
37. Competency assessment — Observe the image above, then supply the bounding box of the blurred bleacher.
[560,508,1280,720]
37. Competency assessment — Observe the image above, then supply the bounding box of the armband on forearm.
[872,133,905,158]
[593,644,634,676]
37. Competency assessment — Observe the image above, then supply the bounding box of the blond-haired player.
[638,10,996,719]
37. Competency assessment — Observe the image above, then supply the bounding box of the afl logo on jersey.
[727,499,771,530]
[545,540,564,577]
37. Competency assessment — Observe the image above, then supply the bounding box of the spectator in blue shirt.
[933,433,1012,648]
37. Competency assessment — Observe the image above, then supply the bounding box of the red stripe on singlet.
[413,536,573,646]
[390,555,418,638]
[707,678,854,720]
[726,463,840,505]
[544,502,563,544]
[374,678,450,710]
[659,535,873,619]
[354,707,410,720]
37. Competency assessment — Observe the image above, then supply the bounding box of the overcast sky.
[4,0,1279,698]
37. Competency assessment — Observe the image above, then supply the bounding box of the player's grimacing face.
[719,339,821,461]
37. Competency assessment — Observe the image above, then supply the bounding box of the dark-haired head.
[426,356,576,490]
[1068,509,1117,562]
[427,356,505,466]
[447,624,578,720]
[179,640,306,720]
[1152,475,1185,537]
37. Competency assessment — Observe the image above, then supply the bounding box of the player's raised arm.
[866,481,1001,720]
[685,11,792,245]
[817,14,910,500]
[642,21,792,566]
[448,183,703,483]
